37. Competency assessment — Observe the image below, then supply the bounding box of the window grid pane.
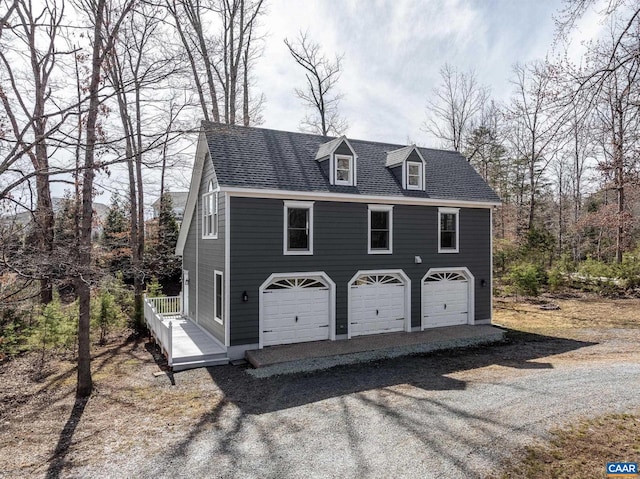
[407,163,421,187]
[370,210,390,250]
[440,212,457,249]
[288,207,309,250]
[336,157,352,183]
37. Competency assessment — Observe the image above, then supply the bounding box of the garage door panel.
[423,312,467,328]
[350,274,406,337]
[262,276,331,347]
[422,272,470,329]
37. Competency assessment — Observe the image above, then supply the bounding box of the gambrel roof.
[201,121,501,203]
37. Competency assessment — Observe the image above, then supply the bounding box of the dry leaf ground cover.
[0,333,226,478]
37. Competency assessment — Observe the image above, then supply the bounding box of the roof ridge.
[200,120,464,156]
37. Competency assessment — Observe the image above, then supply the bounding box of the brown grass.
[494,294,640,339]
[494,413,640,479]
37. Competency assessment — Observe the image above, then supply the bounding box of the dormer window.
[335,155,353,186]
[406,161,423,190]
[315,136,358,187]
[386,145,426,192]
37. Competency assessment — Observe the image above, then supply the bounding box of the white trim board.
[221,186,500,209]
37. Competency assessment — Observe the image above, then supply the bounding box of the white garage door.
[262,276,330,347]
[350,274,406,337]
[422,271,470,328]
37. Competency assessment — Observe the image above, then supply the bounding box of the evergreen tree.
[146,193,181,289]
[101,194,131,277]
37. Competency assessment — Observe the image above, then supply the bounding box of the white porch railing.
[144,295,181,367]
[146,295,182,315]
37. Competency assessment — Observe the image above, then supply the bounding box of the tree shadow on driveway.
[198,329,594,416]
[142,330,602,479]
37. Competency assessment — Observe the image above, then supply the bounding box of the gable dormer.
[315,136,358,187]
[386,145,426,191]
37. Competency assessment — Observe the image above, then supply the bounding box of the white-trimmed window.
[406,161,423,190]
[214,270,223,324]
[284,200,314,255]
[202,181,218,239]
[335,155,354,186]
[438,207,459,253]
[368,205,393,254]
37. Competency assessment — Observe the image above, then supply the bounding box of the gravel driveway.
[80,330,640,478]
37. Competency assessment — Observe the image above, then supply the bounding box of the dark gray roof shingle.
[203,122,501,203]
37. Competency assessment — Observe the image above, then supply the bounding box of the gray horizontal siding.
[182,154,226,344]
[229,197,491,346]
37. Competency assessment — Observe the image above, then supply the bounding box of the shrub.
[145,276,164,298]
[507,262,544,297]
[548,265,565,293]
[617,251,640,289]
[91,290,125,345]
[29,298,78,364]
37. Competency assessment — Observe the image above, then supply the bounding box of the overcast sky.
[253,0,603,147]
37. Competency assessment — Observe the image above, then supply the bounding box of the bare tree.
[506,62,567,230]
[591,29,640,262]
[0,0,72,304]
[284,31,347,136]
[423,64,489,152]
[556,0,640,92]
[104,5,183,330]
[73,0,135,398]
[167,0,265,125]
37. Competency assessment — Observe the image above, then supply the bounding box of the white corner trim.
[224,193,230,347]
[367,204,393,254]
[347,269,411,339]
[489,207,494,323]
[258,271,336,349]
[283,200,314,255]
[438,207,460,254]
[421,267,475,330]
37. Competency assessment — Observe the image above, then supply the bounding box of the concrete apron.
[245,324,506,378]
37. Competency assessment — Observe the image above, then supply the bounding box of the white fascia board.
[219,186,500,209]
[175,128,210,256]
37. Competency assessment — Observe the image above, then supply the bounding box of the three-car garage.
[258,268,474,349]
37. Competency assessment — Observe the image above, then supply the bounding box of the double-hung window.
[438,207,459,253]
[406,161,423,190]
[368,205,393,254]
[335,155,353,186]
[202,181,218,239]
[284,201,313,255]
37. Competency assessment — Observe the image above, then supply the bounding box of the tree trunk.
[76,0,109,398]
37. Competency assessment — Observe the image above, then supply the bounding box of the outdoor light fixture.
[242,291,249,302]
[480,279,487,288]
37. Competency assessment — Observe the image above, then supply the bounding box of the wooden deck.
[144,296,229,371]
